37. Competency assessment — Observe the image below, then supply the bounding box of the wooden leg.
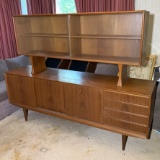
[23,108,28,121]
[122,135,128,150]
[117,64,128,87]
[148,119,153,139]
[30,56,46,74]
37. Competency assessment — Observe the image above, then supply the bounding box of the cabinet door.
[34,79,102,123]
[35,79,76,115]
[73,85,102,123]
[35,79,65,113]
[5,74,36,108]
[63,83,102,123]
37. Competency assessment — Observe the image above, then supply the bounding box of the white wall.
[135,0,160,66]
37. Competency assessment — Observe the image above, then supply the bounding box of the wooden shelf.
[20,33,69,38]
[70,54,140,65]
[24,51,139,65]
[25,51,70,58]
[71,35,141,40]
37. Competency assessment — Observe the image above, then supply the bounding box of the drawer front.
[104,90,149,106]
[104,116,147,134]
[103,90,150,135]
[104,107,148,125]
[103,99,149,116]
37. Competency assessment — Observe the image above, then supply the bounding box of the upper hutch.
[13,11,149,86]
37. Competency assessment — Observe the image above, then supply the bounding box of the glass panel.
[56,0,76,13]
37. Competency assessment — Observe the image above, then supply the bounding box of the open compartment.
[71,38,140,65]
[14,15,69,55]
[70,13,143,37]
[70,12,147,66]
[46,58,62,68]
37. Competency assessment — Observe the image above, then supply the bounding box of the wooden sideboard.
[5,66,156,150]
[5,11,157,150]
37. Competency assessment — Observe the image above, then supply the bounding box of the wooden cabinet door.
[35,79,65,113]
[73,85,102,123]
[5,74,37,108]
[34,79,102,123]
[63,84,102,123]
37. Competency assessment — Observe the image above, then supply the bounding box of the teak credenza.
[5,11,157,150]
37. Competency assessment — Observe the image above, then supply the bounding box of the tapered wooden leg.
[148,119,153,139]
[122,135,128,150]
[117,64,128,87]
[23,108,28,121]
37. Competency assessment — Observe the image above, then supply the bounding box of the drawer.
[103,99,149,116]
[104,116,147,134]
[104,90,149,106]
[103,107,148,125]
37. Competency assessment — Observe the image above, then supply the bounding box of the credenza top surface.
[6,65,156,96]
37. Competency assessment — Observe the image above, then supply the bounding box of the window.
[20,0,28,15]
[56,0,76,13]
[20,0,77,15]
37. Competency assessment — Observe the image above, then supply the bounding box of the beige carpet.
[0,109,160,160]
